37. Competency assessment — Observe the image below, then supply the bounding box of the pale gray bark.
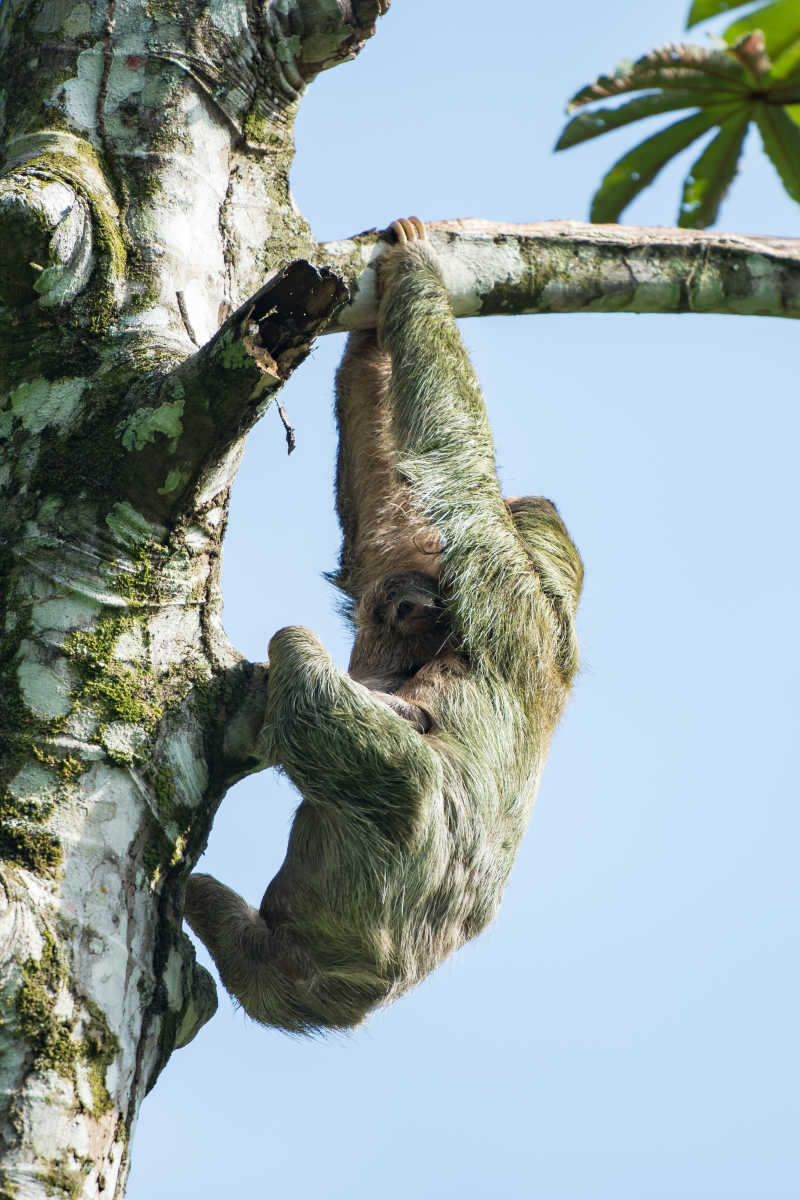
[325,219,800,329]
[0,1,797,1197]
[0,1,368,1196]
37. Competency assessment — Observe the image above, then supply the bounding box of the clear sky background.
[128,2,799,1197]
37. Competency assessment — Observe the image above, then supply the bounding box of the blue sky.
[129,2,799,1196]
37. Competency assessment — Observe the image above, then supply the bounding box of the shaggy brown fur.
[184,218,583,1032]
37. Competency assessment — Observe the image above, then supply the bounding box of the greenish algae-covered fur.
[185,222,582,1033]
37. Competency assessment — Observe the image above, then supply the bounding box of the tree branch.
[321,218,800,328]
[264,0,392,94]
[117,261,348,520]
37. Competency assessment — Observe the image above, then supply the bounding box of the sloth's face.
[376,572,442,636]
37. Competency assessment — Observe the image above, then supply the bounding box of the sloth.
[184,217,583,1033]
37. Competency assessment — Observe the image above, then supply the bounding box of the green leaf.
[686,0,794,30]
[754,102,800,200]
[589,107,736,223]
[724,0,800,58]
[560,22,800,223]
[555,91,722,151]
[567,44,749,111]
[678,110,750,227]
[687,0,758,28]
[769,38,800,81]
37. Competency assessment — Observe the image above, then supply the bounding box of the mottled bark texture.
[324,219,800,329]
[1,0,798,1196]
[0,1,366,1196]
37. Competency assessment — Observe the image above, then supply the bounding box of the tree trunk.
[0,1,369,1194]
[0,1,797,1196]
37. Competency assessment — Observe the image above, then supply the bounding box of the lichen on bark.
[0,1,369,1193]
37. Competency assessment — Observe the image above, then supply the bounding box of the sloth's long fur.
[184,223,582,1033]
